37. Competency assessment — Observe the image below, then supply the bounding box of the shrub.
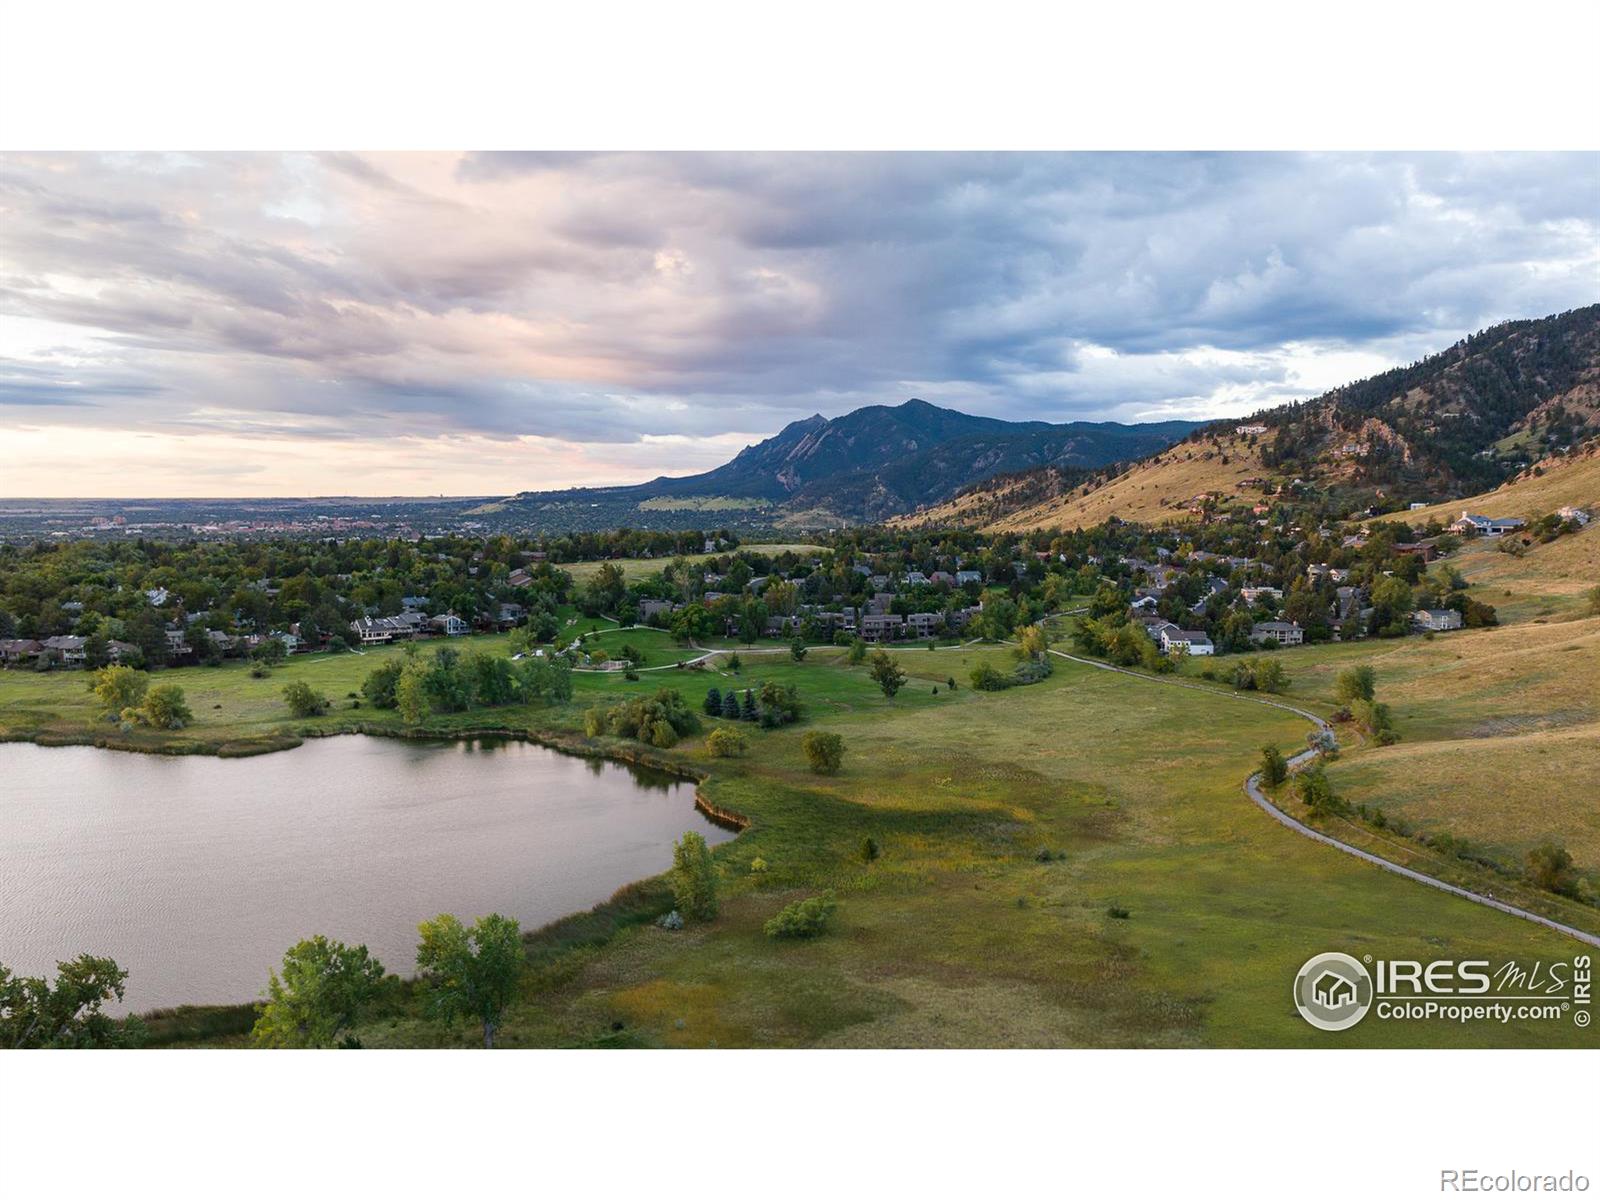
[749,857,768,874]
[657,910,684,930]
[846,638,868,665]
[860,835,880,862]
[282,679,330,718]
[764,892,837,939]
[1333,664,1376,704]
[726,653,742,673]
[1259,744,1288,787]
[669,831,719,921]
[1106,905,1131,920]
[1525,842,1578,896]
[705,726,747,758]
[790,639,808,662]
[801,730,844,774]
[970,662,1010,691]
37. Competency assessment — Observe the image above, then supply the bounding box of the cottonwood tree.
[1333,665,1376,705]
[670,831,720,921]
[252,936,386,1048]
[415,913,524,1049]
[1,955,145,1049]
[91,665,148,718]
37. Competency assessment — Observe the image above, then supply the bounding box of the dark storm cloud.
[0,152,1595,448]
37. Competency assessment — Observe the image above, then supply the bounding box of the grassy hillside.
[899,434,1267,532]
[559,543,825,583]
[1402,442,1600,527]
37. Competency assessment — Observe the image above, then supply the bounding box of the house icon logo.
[1293,952,1374,1031]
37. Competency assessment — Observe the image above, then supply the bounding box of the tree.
[1014,623,1048,660]
[845,637,867,665]
[802,730,845,774]
[415,913,524,1049]
[790,638,808,662]
[137,683,192,729]
[740,688,758,722]
[282,679,330,718]
[720,690,741,720]
[91,664,148,719]
[1334,665,1376,705]
[703,685,723,716]
[1260,745,1288,787]
[705,727,747,758]
[1296,766,1342,817]
[362,659,404,709]
[252,936,386,1048]
[251,637,288,667]
[868,649,906,698]
[395,660,430,725]
[670,830,720,920]
[0,954,145,1048]
[1525,842,1577,896]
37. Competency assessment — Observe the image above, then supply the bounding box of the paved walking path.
[1044,645,1600,950]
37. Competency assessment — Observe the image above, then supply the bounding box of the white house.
[430,613,469,637]
[1413,608,1463,632]
[1251,620,1304,646]
[1160,628,1214,656]
[1558,506,1590,527]
[1449,511,1526,537]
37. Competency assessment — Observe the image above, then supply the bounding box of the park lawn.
[5,629,1595,1048]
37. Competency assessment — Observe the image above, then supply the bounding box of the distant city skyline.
[2,151,1597,496]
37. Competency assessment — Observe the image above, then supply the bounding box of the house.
[351,615,416,645]
[1313,971,1358,1009]
[903,571,930,587]
[1392,542,1437,563]
[1449,511,1526,537]
[41,635,88,667]
[164,629,190,655]
[430,613,469,637]
[506,568,533,589]
[1413,608,1463,632]
[638,599,676,623]
[906,612,941,639]
[401,595,430,612]
[145,587,170,607]
[1251,620,1304,646]
[1159,628,1214,656]
[495,602,526,628]
[1558,506,1591,527]
[859,614,904,643]
[0,638,42,665]
[954,570,982,586]
[1239,586,1282,604]
[1235,424,1268,435]
[765,614,800,636]
[107,639,141,664]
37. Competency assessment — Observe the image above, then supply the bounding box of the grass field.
[559,543,825,583]
[2,622,1593,1048]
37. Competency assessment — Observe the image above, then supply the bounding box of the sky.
[2,151,1597,497]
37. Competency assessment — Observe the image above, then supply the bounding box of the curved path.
[1044,645,1600,950]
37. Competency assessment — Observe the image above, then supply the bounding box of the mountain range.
[491,304,1600,533]
[493,400,1202,527]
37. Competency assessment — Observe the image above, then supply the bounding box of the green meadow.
[2,625,1593,1048]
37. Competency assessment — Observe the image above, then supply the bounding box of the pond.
[0,736,735,1012]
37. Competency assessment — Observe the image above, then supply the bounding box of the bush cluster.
[764,892,837,939]
[585,688,702,748]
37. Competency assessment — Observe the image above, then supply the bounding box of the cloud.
[0,151,1595,494]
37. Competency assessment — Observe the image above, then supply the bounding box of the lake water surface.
[0,736,734,1011]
